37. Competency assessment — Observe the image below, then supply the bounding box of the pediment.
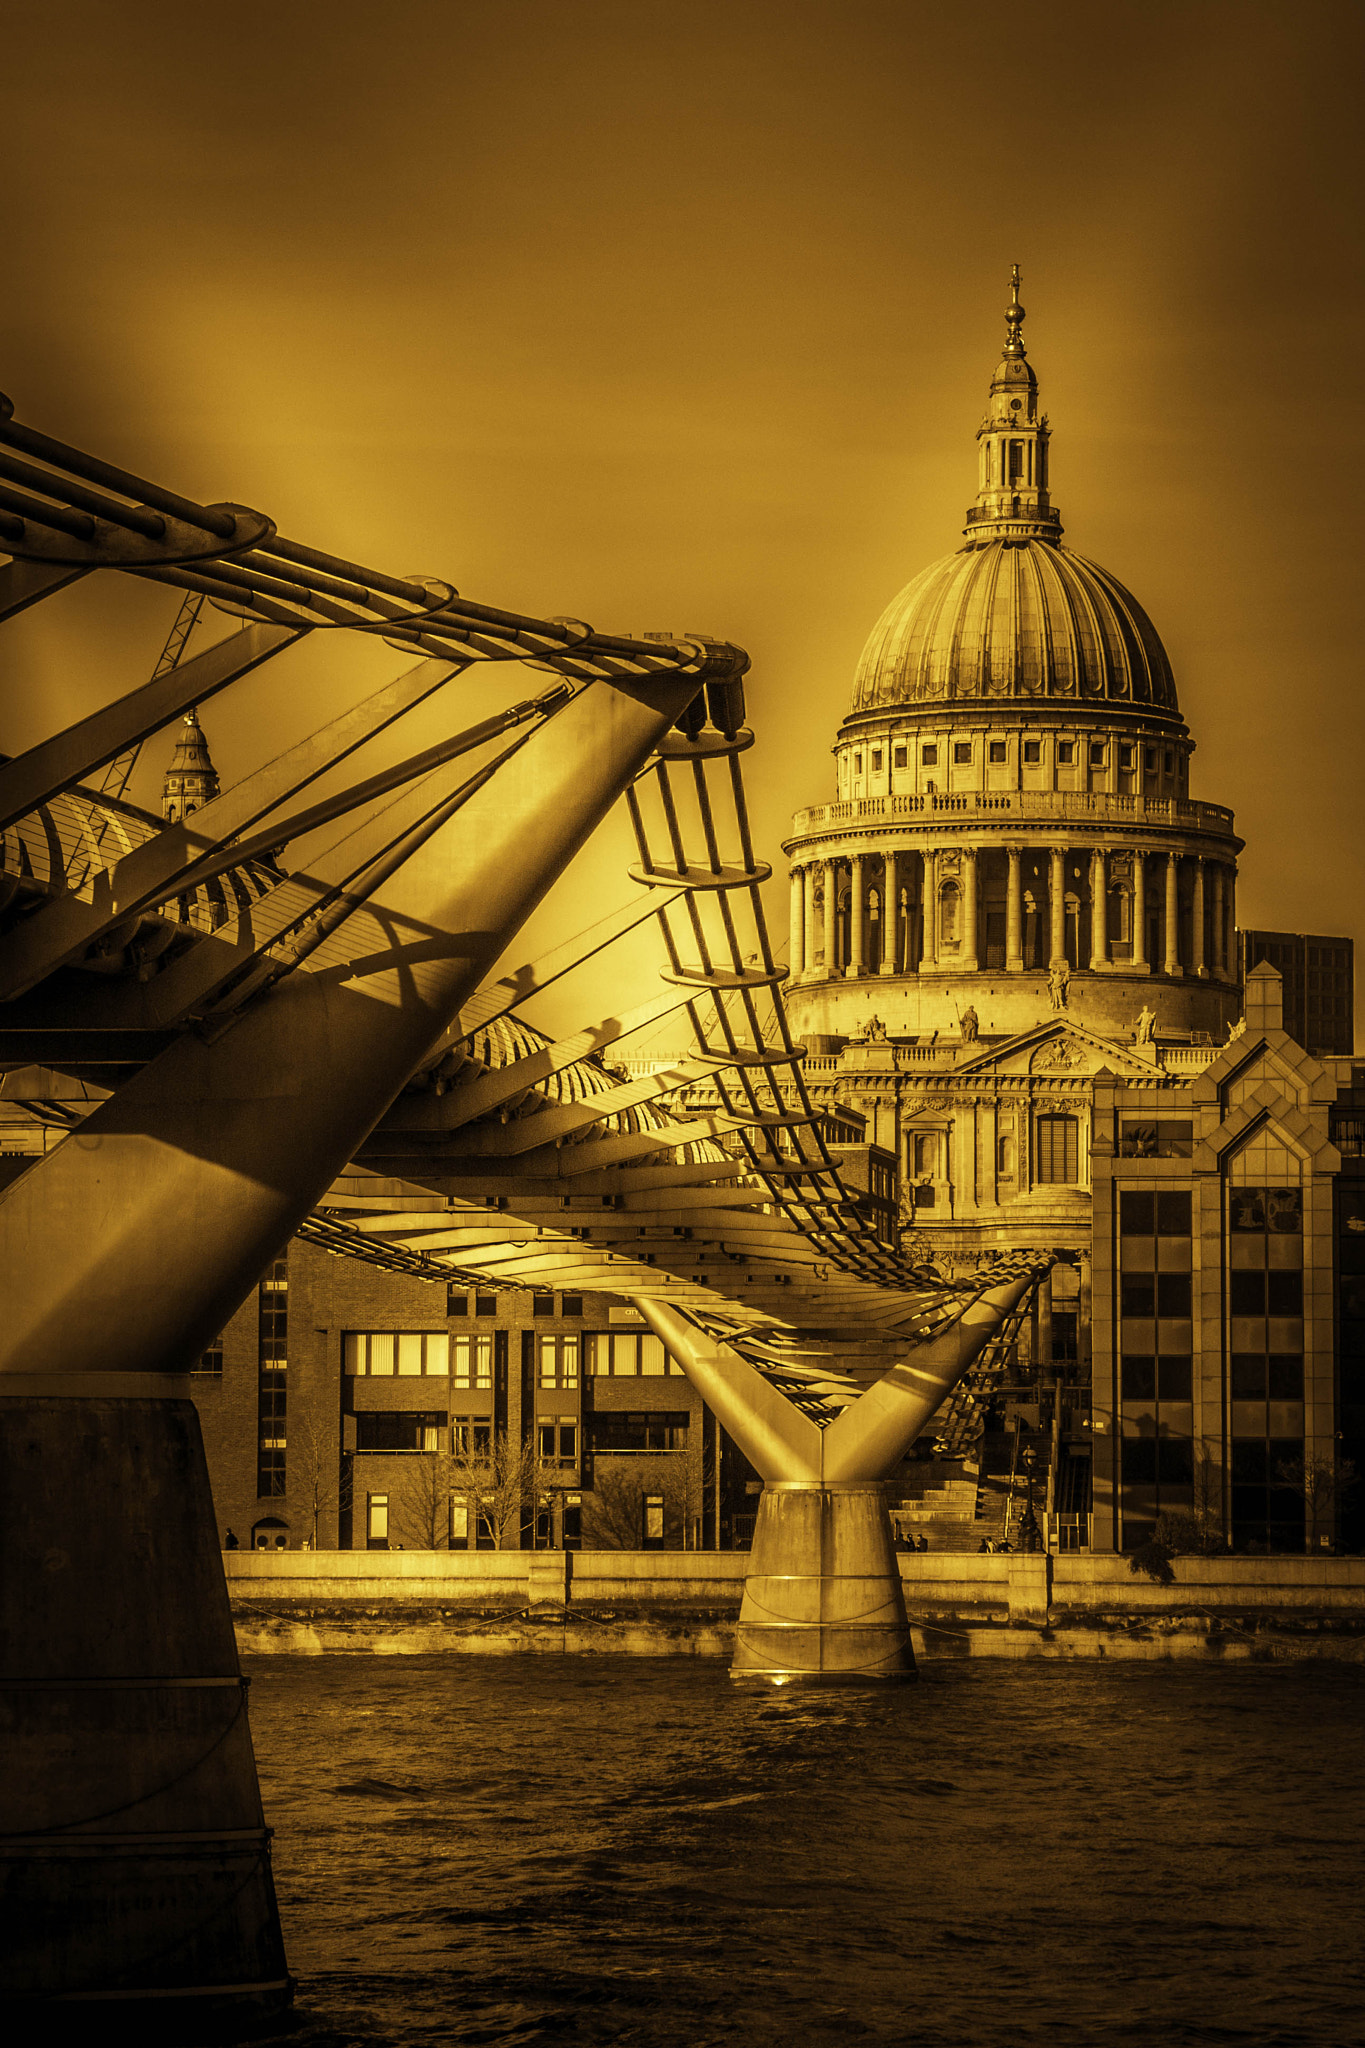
[949,1018,1159,1082]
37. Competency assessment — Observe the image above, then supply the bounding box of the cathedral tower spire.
[966,265,1061,544]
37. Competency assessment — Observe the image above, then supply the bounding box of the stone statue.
[1047,960,1070,1011]
[960,1004,979,1044]
[1227,1016,1247,1042]
[863,1014,887,1042]
[1135,1004,1155,1045]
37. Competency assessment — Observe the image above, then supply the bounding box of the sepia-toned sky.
[2,0,1362,1042]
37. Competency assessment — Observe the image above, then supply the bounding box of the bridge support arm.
[822,1275,1037,1482]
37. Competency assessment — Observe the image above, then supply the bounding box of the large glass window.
[538,1335,580,1389]
[1226,1167,1304,1550]
[1119,1120,1193,1159]
[355,1411,446,1452]
[451,1416,492,1460]
[537,1418,578,1467]
[453,1336,493,1389]
[587,1411,690,1452]
[585,1333,680,1377]
[344,1331,451,1376]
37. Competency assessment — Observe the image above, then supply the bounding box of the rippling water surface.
[244,1654,1365,2048]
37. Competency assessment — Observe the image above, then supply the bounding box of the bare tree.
[1274,1454,1357,1551]
[291,1405,350,1548]
[446,1433,557,1550]
[583,1455,700,1550]
[394,1451,453,1551]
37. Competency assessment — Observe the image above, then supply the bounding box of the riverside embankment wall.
[226,1552,1365,1662]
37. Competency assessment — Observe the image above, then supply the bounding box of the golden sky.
[2,0,1362,1041]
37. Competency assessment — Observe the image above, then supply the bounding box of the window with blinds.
[343,1331,452,1377]
[1035,1115,1080,1184]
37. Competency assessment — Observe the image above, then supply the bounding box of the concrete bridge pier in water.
[640,1274,1042,1683]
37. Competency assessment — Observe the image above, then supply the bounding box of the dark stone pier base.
[0,1396,292,2025]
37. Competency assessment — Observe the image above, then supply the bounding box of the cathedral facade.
[779,275,1360,1556]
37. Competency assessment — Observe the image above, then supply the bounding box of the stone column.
[1089,847,1107,970]
[1049,846,1067,968]
[789,865,805,979]
[1192,857,1207,978]
[923,849,938,968]
[1132,852,1148,970]
[1212,864,1226,978]
[1226,863,1238,974]
[849,854,865,976]
[1005,845,1024,972]
[804,860,819,976]
[961,847,979,971]
[1164,851,1180,976]
[880,848,898,976]
[823,858,838,977]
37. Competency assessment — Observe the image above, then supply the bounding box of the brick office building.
[189,1243,753,1554]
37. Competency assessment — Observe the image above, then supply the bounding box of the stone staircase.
[890,1458,988,1553]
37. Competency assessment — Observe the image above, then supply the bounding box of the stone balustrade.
[790,788,1236,838]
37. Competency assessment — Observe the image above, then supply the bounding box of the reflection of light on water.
[247,1656,1365,2047]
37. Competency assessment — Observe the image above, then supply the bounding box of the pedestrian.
[223,1529,239,1550]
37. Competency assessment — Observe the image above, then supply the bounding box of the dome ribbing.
[851,538,1178,712]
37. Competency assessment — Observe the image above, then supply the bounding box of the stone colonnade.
[787,844,1238,980]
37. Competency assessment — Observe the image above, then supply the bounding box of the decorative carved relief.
[1030,1035,1088,1072]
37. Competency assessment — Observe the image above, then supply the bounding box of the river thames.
[244,1654,1365,2047]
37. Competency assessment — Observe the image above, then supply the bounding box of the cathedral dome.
[851,537,1178,713]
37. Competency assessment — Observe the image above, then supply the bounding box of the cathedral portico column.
[1164,851,1181,976]
[823,858,838,977]
[880,848,899,976]
[1211,863,1227,979]
[1005,845,1024,972]
[1048,846,1066,968]
[1089,847,1107,970]
[923,848,938,968]
[1192,857,1207,978]
[1132,851,1148,971]
[960,847,979,971]
[789,864,805,979]
[1226,863,1238,974]
[849,854,866,976]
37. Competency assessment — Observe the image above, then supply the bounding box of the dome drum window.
[1023,740,1042,764]
[953,742,972,764]
[1057,741,1074,763]
[922,744,938,766]
[893,745,907,768]
[988,741,1008,764]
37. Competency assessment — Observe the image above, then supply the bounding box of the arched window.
[1036,1114,1080,1185]
[939,882,960,947]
